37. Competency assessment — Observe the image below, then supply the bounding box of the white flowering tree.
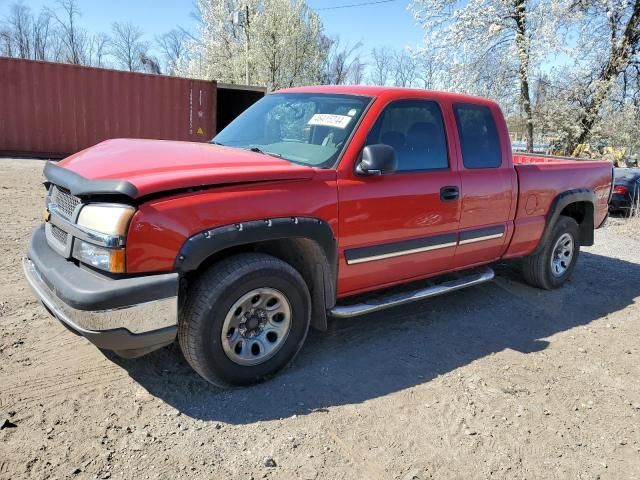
[410,0,566,152]
[563,0,640,153]
[177,0,327,90]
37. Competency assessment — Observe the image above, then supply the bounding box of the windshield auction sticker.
[307,114,352,129]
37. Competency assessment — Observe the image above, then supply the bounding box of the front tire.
[522,216,580,290]
[179,253,311,387]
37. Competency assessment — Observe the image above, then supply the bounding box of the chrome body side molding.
[344,225,506,265]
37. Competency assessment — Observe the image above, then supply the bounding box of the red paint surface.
[449,101,518,269]
[0,57,216,156]
[126,170,338,272]
[40,84,613,297]
[60,139,315,198]
[333,90,462,294]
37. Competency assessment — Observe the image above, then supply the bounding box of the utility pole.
[233,6,250,85]
[244,5,250,85]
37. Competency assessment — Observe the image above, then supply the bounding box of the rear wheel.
[179,253,311,387]
[522,215,580,290]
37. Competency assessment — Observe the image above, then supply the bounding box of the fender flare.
[532,189,596,254]
[174,217,338,313]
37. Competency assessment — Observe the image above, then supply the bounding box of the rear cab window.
[453,104,502,169]
[366,99,449,172]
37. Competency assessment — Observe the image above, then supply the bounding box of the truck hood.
[53,139,316,199]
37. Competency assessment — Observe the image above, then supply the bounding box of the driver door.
[336,98,462,296]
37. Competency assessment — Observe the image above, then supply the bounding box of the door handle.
[440,186,459,201]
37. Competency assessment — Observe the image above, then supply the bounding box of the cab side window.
[453,104,502,169]
[366,100,448,171]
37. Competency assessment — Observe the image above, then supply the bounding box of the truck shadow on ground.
[109,251,640,424]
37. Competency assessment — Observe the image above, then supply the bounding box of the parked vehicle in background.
[511,141,551,154]
[609,168,640,214]
[23,86,613,387]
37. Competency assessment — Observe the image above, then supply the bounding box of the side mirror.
[356,144,397,176]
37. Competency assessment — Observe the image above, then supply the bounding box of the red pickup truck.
[24,86,613,386]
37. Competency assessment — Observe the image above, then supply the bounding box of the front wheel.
[179,253,311,387]
[522,215,580,290]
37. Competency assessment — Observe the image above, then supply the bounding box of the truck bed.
[505,153,613,258]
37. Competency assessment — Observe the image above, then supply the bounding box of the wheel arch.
[533,189,596,254]
[174,217,337,331]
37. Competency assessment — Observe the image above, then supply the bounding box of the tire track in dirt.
[1,303,128,410]
[1,337,125,411]
[1,370,125,412]
[2,363,121,395]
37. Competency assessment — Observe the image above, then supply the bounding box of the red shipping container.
[0,57,217,157]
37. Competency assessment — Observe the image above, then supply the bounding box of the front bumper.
[23,224,179,355]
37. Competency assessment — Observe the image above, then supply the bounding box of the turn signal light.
[109,248,126,273]
[72,239,126,273]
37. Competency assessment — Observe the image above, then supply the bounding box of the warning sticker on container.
[307,114,352,129]
[196,127,204,135]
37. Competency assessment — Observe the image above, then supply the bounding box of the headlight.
[73,204,134,273]
[73,239,126,273]
[76,204,135,236]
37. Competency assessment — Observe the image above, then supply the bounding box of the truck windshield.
[212,93,372,168]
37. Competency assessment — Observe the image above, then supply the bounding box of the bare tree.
[348,59,366,84]
[323,37,362,85]
[110,21,149,72]
[369,47,393,86]
[6,2,33,59]
[415,51,438,90]
[0,28,13,57]
[157,29,187,75]
[48,32,67,62]
[394,50,417,87]
[87,33,110,67]
[33,10,54,60]
[48,0,88,64]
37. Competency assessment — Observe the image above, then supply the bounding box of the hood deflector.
[44,162,139,199]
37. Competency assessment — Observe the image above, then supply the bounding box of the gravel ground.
[1,158,639,480]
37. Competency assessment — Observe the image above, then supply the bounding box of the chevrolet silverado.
[23,86,613,386]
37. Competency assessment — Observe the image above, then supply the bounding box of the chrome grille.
[45,222,71,257]
[50,185,81,219]
[45,184,82,258]
[51,224,68,244]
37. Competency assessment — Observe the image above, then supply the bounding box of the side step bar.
[329,266,495,318]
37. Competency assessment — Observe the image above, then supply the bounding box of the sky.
[0,0,425,53]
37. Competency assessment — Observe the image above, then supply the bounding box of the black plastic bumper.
[24,224,179,353]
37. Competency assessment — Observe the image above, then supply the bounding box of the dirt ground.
[1,158,639,480]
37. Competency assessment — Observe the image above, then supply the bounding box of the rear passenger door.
[451,103,516,269]
[336,99,462,296]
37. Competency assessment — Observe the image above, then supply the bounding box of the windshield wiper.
[210,140,225,146]
[247,146,283,159]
